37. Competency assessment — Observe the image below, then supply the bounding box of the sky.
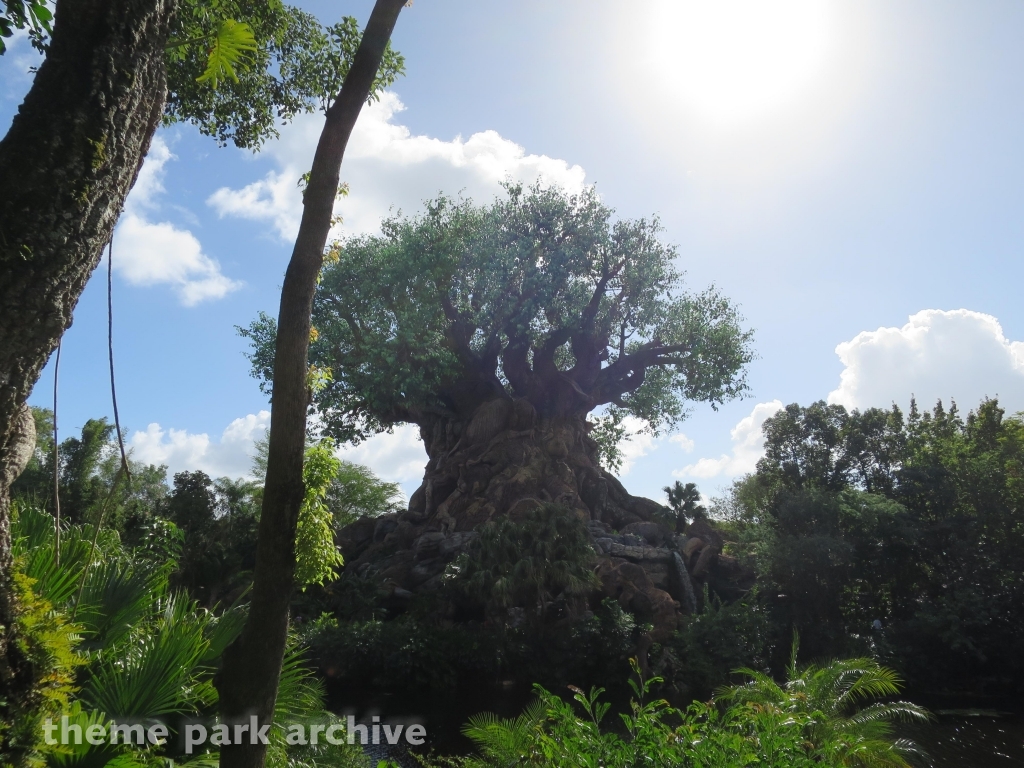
[3,0,1023,504]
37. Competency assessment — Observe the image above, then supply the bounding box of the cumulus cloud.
[673,400,784,480]
[335,424,426,491]
[115,215,243,305]
[207,91,588,240]
[114,137,241,305]
[130,411,271,480]
[614,416,658,477]
[129,413,427,498]
[669,433,695,453]
[828,309,1024,413]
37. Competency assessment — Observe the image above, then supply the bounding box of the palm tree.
[719,635,931,768]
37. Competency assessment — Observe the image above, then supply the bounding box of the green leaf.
[197,18,257,88]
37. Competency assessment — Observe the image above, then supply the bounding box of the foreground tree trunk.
[216,4,406,768]
[0,0,175,756]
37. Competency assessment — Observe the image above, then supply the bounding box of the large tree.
[244,185,754,530]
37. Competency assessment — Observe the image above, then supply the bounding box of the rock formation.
[334,398,754,640]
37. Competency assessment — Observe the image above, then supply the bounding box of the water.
[899,706,1024,767]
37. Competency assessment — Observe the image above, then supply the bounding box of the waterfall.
[673,550,698,614]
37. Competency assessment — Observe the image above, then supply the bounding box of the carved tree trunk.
[0,0,175,757]
[408,397,662,533]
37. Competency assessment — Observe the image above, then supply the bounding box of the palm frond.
[75,559,166,652]
[845,701,931,727]
[81,594,213,719]
[463,699,545,767]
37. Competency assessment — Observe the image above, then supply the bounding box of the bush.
[299,614,497,690]
[453,504,597,624]
[659,586,772,700]
[438,654,929,768]
[299,597,639,695]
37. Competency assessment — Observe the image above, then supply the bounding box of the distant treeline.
[704,396,1024,697]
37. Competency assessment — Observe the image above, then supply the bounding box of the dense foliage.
[11,409,398,608]
[453,504,598,624]
[435,656,926,768]
[242,184,754,442]
[717,397,1024,694]
[5,505,369,768]
[2,0,405,149]
[300,597,639,694]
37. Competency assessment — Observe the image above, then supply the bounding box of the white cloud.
[115,214,243,305]
[828,309,1024,413]
[669,433,695,453]
[114,136,241,305]
[335,424,426,489]
[129,411,271,480]
[130,136,173,207]
[674,400,784,480]
[207,91,588,240]
[129,413,428,499]
[615,416,658,477]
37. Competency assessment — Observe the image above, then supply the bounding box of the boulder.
[621,521,671,547]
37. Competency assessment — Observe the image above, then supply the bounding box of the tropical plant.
[720,637,930,768]
[452,659,819,768]
[453,504,598,622]
[7,505,361,768]
[663,480,706,530]
[295,440,346,589]
[448,655,927,768]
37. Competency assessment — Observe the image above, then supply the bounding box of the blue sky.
[4,0,1023,503]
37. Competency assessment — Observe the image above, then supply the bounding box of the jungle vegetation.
[2,5,1016,766]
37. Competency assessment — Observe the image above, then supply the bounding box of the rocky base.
[336,503,754,642]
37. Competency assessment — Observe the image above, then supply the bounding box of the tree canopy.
[721,396,1024,692]
[243,184,754,443]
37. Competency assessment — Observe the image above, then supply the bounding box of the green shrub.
[659,586,772,700]
[299,614,496,690]
[440,654,928,768]
[452,504,597,623]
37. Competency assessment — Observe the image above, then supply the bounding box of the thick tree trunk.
[215,4,406,768]
[409,397,664,532]
[0,0,175,757]
[337,397,757,652]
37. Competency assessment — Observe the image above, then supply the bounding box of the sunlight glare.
[645,0,834,124]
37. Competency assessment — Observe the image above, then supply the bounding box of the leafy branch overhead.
[1,0,405,149]
[194,18,258,88]
[0,0,52,54]
[164,0,405,148]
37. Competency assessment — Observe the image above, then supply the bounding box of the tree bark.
[0,0,175,757]
[409,398,664,532]
[215,3,406,768]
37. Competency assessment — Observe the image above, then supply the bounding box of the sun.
[640,0,835,125]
